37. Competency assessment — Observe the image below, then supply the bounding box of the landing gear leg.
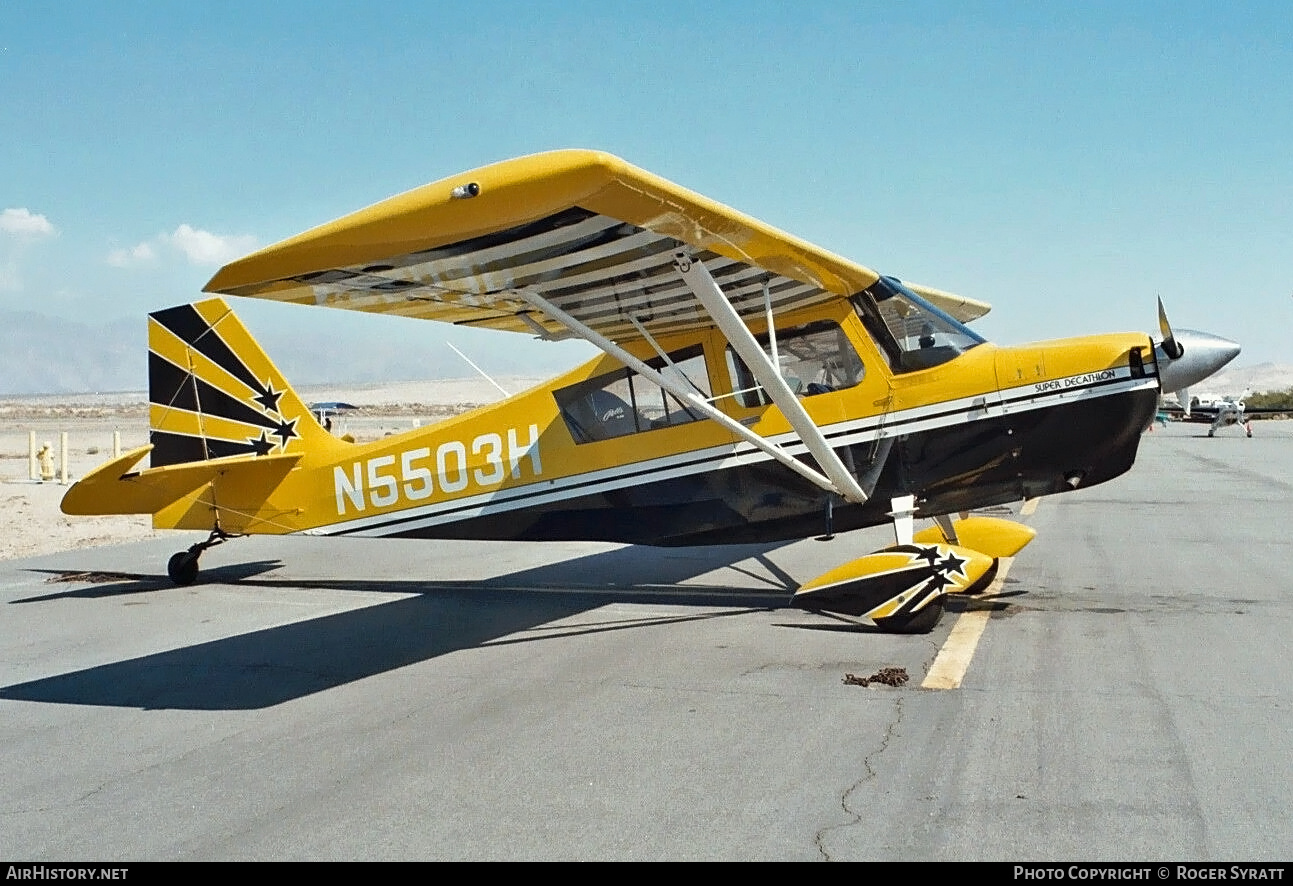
[888,494,917,546]
[874,494,945,633]
[166,528,236,586]
[817,495,835,541]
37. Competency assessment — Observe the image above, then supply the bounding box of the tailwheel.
[873,600,944,634]
[167,551,200,586]
[165,527,238,587]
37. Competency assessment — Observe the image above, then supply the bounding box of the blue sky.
[3,1,1291,392]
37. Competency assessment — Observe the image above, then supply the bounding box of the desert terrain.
[0,378,543,561]
[2,364,1288,563]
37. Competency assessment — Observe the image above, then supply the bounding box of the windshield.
[851,276,985,373]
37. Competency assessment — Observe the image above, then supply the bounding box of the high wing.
[204,149,989,342]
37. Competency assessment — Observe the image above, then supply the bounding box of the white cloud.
[166,224,258,266]
[1,208,57,293]
[106,224,258,270]
[107,242,157,268]
[1,208,56,238]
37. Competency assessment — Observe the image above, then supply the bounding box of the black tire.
[962,558,1000,596]
[167,551,200,586]
[874,599,944,634]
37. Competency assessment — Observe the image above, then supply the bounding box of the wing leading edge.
[204,150,989,343]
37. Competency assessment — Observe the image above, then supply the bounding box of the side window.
[632,349,711,430]
[725,320,865,408]
[555,346,710,444]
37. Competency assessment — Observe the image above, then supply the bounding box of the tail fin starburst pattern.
[148,298,324,467]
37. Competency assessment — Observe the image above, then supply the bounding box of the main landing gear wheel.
[873,600,944,634]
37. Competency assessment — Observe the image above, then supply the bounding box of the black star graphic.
[247,431,275,456]
[925,572,954,593]
[913,545,941,567]
[254,382,283,414]
[937,551,969,577]
[271,418,299,447]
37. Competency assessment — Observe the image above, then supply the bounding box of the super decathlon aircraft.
[61,150,1240,633]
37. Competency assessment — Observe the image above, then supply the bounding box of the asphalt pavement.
[2,420,1290,861]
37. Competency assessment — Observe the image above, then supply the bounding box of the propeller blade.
[1158,297,1183,359]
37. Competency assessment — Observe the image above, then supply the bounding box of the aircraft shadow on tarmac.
[0,542,802,712]
[769,587,1021,634]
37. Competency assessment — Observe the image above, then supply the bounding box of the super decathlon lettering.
[334,424,542,514]
[1033,369,1118,395]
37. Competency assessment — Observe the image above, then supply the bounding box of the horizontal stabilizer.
[61,443,302,533]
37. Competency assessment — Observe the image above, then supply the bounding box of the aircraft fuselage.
[304,313,1160,547]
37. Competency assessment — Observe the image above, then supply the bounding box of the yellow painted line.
[922,556,1014,690]
[1021,497,1040,516]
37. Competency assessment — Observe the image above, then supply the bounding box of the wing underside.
[204,150,989,342]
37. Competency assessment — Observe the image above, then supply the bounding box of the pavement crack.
[815,694,905,860]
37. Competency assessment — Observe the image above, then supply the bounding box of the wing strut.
[672,252,869,504]
[515,290,845,497]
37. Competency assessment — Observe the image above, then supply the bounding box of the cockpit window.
[851,276,985,373]
[724,319,865,409]
[555,346,711,444]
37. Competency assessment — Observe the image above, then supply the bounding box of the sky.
[2,1,1291,393]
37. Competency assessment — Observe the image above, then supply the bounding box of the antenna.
[446,342,511,398]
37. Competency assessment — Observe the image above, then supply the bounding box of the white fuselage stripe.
[311,367,1157,537]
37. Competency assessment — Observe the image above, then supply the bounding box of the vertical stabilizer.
[148,297,326,467]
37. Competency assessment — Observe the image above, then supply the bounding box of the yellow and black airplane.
[60,150,1239,633]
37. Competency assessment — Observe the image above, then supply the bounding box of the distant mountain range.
[0,310,588,396]
[3,309,1290,398]
[1196,362,1293,397]
[0,311,140,395]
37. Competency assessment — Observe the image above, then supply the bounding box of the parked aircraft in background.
[1198,393,1254,437]
[60,150,1240,633]
[1163,389,1287,436]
